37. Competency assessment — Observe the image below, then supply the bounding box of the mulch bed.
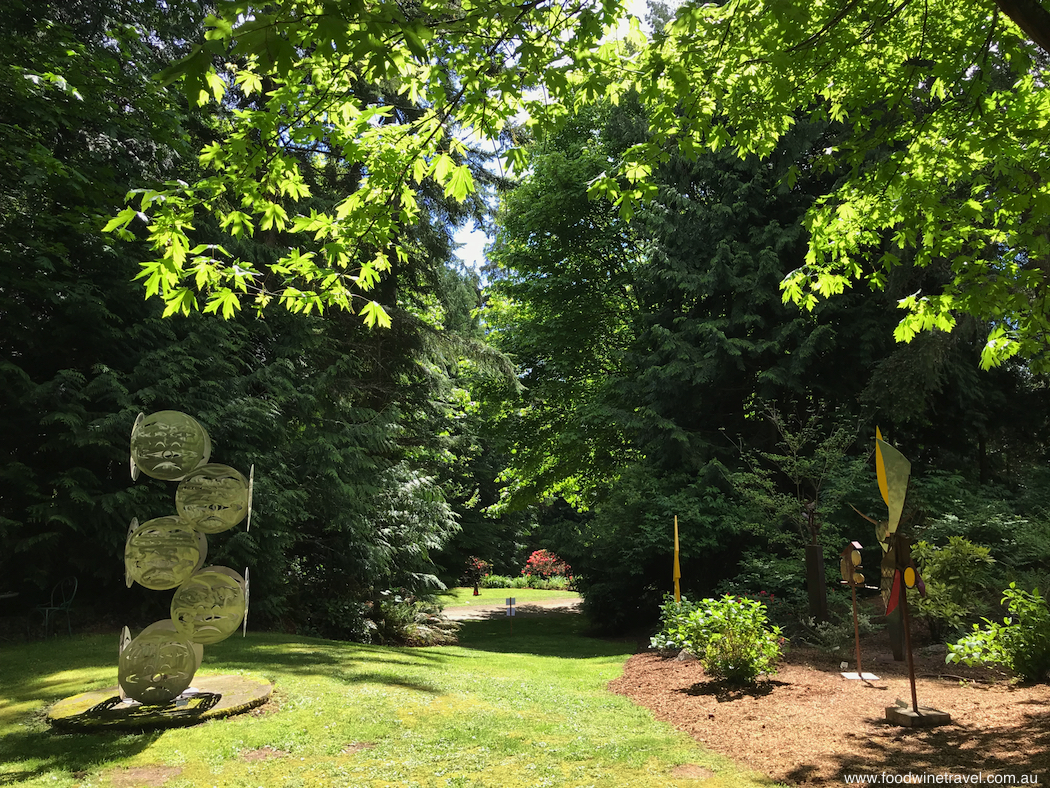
[608,632,1050,786]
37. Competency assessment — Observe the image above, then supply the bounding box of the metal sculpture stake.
[892,534,919,712]
[673,515,681,604]
[839,542,877,681]
[873,430,951,728]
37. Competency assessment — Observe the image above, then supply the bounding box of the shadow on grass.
[202,633,460,694]
[454,613,633,660]
[0,723,161,785]
[0,633,459,715]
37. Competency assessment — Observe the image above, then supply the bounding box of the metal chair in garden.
[33,577,77,638]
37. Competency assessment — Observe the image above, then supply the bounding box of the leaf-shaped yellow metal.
[875,426,889,507]
[875,434,911,534]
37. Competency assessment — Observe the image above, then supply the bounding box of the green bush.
[650,594,784,684]
[715,564,811,637]
[649,595,703,652]
[912,536,996,639]
[479,574,514,588]
[947,583,1050,683]
[370,595,459,646]
[479,574,573,590]
[536,575,573,591]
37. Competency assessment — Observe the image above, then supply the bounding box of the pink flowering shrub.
[463,556,491,586]
[521,549,571,580]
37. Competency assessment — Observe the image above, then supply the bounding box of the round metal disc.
[242,566,250,637]
[124,518,139,589]
[246,464,254,533]
[129,413,144,481]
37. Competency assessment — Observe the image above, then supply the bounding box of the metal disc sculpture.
[873,429,950,728]
[120,411,254,706]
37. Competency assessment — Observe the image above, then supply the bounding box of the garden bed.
[609,630,1050,785]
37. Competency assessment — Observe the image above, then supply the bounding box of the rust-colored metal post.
[894,537,919,714]
[851,582,863,679]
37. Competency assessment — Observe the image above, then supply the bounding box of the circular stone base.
[47,674,273,731]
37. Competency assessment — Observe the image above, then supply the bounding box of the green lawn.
[440,587,581,607]
[0,615,779,787]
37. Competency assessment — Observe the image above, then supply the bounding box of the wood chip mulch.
[608,634,1050,786]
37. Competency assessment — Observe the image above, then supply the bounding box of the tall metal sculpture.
[122,411,252,705]
[873,429,950,727]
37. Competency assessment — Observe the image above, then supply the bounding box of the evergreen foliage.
[0,0,506,642]
[487,93,1050,633]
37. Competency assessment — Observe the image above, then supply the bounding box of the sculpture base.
[47,674,273,731]
[885,705,951,727]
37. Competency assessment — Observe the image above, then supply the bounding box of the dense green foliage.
[605,0,1050,369]
[650,594,784,684]
[105,0,628,325]
[485,83,1050,633]
[9,0,1050,654]
[912,536,997,639]
[0,0,516,642]
[101,0,1050,376]
[948,583,1050,683]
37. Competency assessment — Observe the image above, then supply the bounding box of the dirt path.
[443,597,582,621]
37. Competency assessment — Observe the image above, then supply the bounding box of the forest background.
[6,0,1050,642]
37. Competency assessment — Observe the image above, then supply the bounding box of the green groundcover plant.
[651,594,784,684]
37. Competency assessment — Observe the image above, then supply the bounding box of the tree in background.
[601,0,1050,369]
[105,0,630,325]
[0,0,515,641]
[486,85,1050,631]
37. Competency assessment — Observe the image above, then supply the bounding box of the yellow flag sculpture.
[875,426,910,541]
[673,515,681,603]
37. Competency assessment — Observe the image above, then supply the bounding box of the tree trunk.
[805,544,829,623]
[994,0,1050,57]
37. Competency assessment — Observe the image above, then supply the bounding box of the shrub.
[480,574,513,588]
[299,596,374,642]
[713,555,818,637]
[912,536,996,640]
[370,594,459,646]
[521,549,571,580]
[462,556,492,587]
[536,575,573,591]
[947,583,1050,683]
[649,595,703,652]
[650,594,784,684]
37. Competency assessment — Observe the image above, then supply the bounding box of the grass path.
[439,587,581,607]
[0,615,779,788]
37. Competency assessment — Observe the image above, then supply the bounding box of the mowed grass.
[0,615,779,788]
[440,587,581,607]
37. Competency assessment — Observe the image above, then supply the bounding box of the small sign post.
[506,597,516,634]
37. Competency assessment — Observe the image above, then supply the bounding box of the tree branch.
[993,0,1050,56]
